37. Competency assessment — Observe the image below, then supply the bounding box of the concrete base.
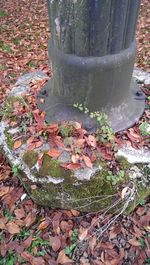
[0,69,149,213]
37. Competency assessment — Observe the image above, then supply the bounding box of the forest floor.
[0,1,150,264]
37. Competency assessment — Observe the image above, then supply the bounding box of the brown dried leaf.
[56,250,73,264]
[22,235,33,249]
[87,135,97,148]
[38,218,50,230]
[128,238,140,246]
[6,221,20,234]
[14,207,25,219]
[0,186,9,198]
[79,228,88,241]
[50,235,61,252]
[24,212,36,227]
[83,155,93,168]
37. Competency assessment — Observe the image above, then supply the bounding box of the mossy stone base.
[0,71,150,213]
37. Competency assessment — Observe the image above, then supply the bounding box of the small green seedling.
[12,165,19,176]
[106,170,125,185]
[65,229,78,259]
[139,122,150,136]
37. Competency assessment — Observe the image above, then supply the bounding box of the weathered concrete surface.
[0,69,150,213]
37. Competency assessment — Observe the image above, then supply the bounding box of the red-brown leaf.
[50,235,61,252]
[56,250,73,264]
[38,218,50,230]
[61,163,81,170]
[14,140,22,149]
[83,155,92,168]
[128,238,140,246]
[6,221,20,234]
[47,149,62,158]
[24,212,36,227]
[0,186,9,198]
[22,235,33,249]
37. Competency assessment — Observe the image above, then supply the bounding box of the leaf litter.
[0,0,150,264]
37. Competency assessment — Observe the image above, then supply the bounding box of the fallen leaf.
[79,228,88,241]
[136,206,146,216]
[14,140,22,149]
[70,209,80,216]
[35,141,43,148]
[0,186,9,198]
[21,251,33,262]
[89,236,97,254]
[87,135,97,148]
[71,154,79,163]
[48,149,62,158]
[32,257,45,265]
[61,163,81,170]
[128,238,140,246]
[83,155,92,168]
[24,212,36,227]
[56,250,73,264]
[6,221,20,234]
[14,207,25,219]
[50,235,61,252]
[72,121,81,129]
[38,218,50,230]
[22,235,33,248]
[74,139,85,147]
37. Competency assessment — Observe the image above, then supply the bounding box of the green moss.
[38,154,70,178]
[31,160,117,212]
[117,156,131,171]
[5,131,14,150]
[3,96,27,120]
[23,151,38,168]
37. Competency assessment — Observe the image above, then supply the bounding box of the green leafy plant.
[106,170,125,185]
[12,165,19,176]
[0,10,8,18]
[139,122,150,136]
[144,258,150,265]
[59,124,73,138]
[3,210,14,221]
[28,236,50,254]
[73,103,115,143]
[139,237,146,249]
[65,229,78,259]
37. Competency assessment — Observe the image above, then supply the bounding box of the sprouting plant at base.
[65,229,78,259]
[12,164,19,176]
[59,124,73,138]
[106,170,125,185]
[73,103,115,143]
